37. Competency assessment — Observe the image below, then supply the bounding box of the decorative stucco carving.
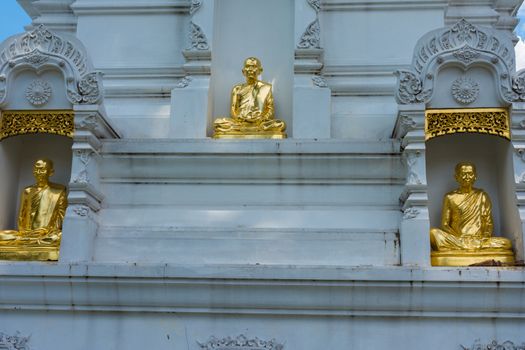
[73,149,93,184]
[461,340,525,350]
[307,0,321,12]
[504,69,525,102]
[188,22,210,51]
[298,0,321,49]
[189,0,202,15]
[451,77,479,104]
[395,19,517,105]
[198,335,284,350]
[453,46,481,64]
[400,115,417,131]
[0,25,103,106]
[403,207,420,219]
[0,331,31,350]
[176,76,192,88]
[67,72,101,104]
[312,75,327,87]
[394,71,432,104]
[72,204,91,217]
[23,50,49,66]
[25,79,52,106]
[406,151,422,185]
[187,0,209,51]
[298,19,321,49]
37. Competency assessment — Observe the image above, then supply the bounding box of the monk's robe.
[0,183,67,246]
[214,81,285,133]
[430,188,512,251]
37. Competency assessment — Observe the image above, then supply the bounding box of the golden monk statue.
[430,162,514,266]
[0,159,67,261]
[213,57,287,139]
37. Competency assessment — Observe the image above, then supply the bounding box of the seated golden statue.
[430,162,514,266]
[0,159,67,261]
[213,57,287,139]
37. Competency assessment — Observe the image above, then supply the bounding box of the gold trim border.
[0,110,74,141]
[425,108,510,141]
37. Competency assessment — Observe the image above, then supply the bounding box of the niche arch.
[394,19,525,265]
[0,25,119,262]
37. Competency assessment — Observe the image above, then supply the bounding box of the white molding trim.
[71,0,190,15]
[0,264,524,318]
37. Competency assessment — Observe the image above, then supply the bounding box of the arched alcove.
[394,19,525,265]
[425,133,522,259]
[0,134,73,232]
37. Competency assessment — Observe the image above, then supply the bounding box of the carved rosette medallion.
[25,79,52,106]
[451,77,479,104]
[0,110,74,140]
[425,108,510,141]
[198,335,284,350]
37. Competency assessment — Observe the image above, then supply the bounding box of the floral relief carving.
[176,76,192,88]
[451,77,479,104]
[297,0,321,49]
[190,0,202,15]
[396,19,517,105]
[453,46,481,64]
[425,109,509,141]
[461,340,525,350]
[503,70,525,102]
[403,207,420,219]
[23,50,49,66]
[67,72,102,104]
[72,205,91,217]
[198,335,284,350]
[0,110,74,140]
[394,70,432,104]
[25,79,52,106]
[73,149,93,184]
[298,19,321,49]
[188,22,210,51]
[0,331,31,350]
[307,0,321,12]
[0,25,102,105]
[400,115,417,131]
[405,151,422,185]
[312,75,327,87]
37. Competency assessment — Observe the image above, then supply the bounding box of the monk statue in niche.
[213,57,287,139]
[430,162,514,266]
[0,159,67,261]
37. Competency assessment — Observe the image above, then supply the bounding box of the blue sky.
[0,0,31,42]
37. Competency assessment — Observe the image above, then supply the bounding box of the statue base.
[213,132,287,139]
[0,246,59,261]
[431,250,515,266]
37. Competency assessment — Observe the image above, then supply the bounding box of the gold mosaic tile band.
[0,110,74,140]
[425,108,510,141]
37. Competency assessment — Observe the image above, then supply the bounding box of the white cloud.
[516,37,525,71]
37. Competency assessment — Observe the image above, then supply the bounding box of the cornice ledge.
[71,0,190,15]
[323,0,447,11]
[0,264,524,317]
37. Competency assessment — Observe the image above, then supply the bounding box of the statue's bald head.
[455,161,476,176]
[454,161,477,187]
[242,57,263,78]
[33,158,54,181]
[244,57,262,68]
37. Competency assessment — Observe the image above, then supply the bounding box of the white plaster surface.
[0,2,524,348]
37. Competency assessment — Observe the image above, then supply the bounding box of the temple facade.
[0,0,525,349]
